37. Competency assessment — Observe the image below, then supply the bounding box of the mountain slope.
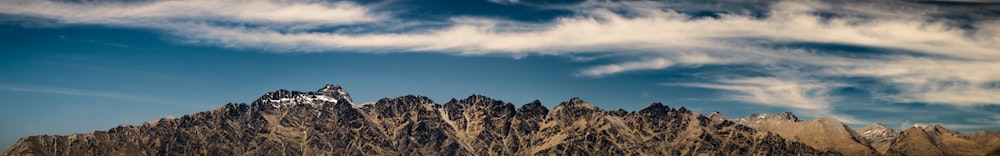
[2,84,837,155]
[857,123,900,154]
[733,113,879,156]
[733,113,1000,156]
[885,124,990,156]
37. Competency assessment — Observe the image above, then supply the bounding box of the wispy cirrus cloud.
[576,58,672,77]
[106,1,998,59]
[1,0,998,122]
[3,0,995,58]
[670,77,838,111]
[666,77,864,124]
[0,84,202,108]
[0,0,382,27]
[821,56,1000,105]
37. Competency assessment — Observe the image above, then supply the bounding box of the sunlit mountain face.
[1,0,999,152]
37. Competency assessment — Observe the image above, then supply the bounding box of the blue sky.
[2,0,1000,149]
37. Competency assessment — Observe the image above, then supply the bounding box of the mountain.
[1,84,828,155]
[967,130,1000,155]
[0,84,995,155]
[733,113,879,156]
[885,124,993,156]
[731,112,1000,156]
[857,123,900,154]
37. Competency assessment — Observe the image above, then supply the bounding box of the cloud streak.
[667,77,864,124]
[577,58,672,77]
[821,57,1000,105]
[0,84,202,108]
[673,77,837,111]
[0,0,382,27]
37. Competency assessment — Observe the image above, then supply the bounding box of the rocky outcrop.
[2,84,838,156]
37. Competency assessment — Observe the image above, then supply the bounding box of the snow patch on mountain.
[264,94,338,108]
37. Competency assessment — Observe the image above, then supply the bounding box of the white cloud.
[672,77,836,111]
[1,0,997,113]
[487,0,519,5]
[0,0,381,27]
[668,77,864,124]
[821,57,1000,105]
[576,58,672,77]
[7,0,991,59]
[124,1,995,63]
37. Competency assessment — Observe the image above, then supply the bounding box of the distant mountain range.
[3,84,999,155]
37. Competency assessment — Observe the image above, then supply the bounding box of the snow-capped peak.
[317,84,353,105]
[256,84,356,109]
[857,122,899,143]
[263,94,338,108]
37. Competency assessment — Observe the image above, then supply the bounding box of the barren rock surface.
[3,84,997,155]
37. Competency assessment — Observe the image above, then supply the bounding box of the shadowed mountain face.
[0,84,994,155]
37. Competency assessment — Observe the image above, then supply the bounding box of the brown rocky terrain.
[733,113,879,156]
[2,84,997,155]
[884,124,993,156]
[1,84,832,156]
[733,113,1000,156]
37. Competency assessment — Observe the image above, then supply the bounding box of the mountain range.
[3,84,999,155]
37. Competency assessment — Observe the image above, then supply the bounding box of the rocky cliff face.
[2,84,994,155]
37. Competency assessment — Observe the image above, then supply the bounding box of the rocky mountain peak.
[510,100,547,140]
[442,95,516,115]
[550,97,600,115]
[859,123,895,135]
[316,84,353,104]
[706,111,728,122]
[525,99,542,107]
[454,94,508,108]
[440,95,516,129]
[358,95,438,116]
[567,97,585,104]
[743,112,798,121]
[867,122,890,129]
[778,112,799,121]
[913,123,930,129]
[317,84,343,93]
[858,122,899,149]
[255,90,322,110]
[913,123,958,135]
[885,123,987,155]
[375,95,434,108]
[251,84,357,111]
[730,114,880,156]
[543,98,605,128]
[556,97,596,109]
[731,112,800,130]
[638,102,670,116]
[516,100,548,116]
